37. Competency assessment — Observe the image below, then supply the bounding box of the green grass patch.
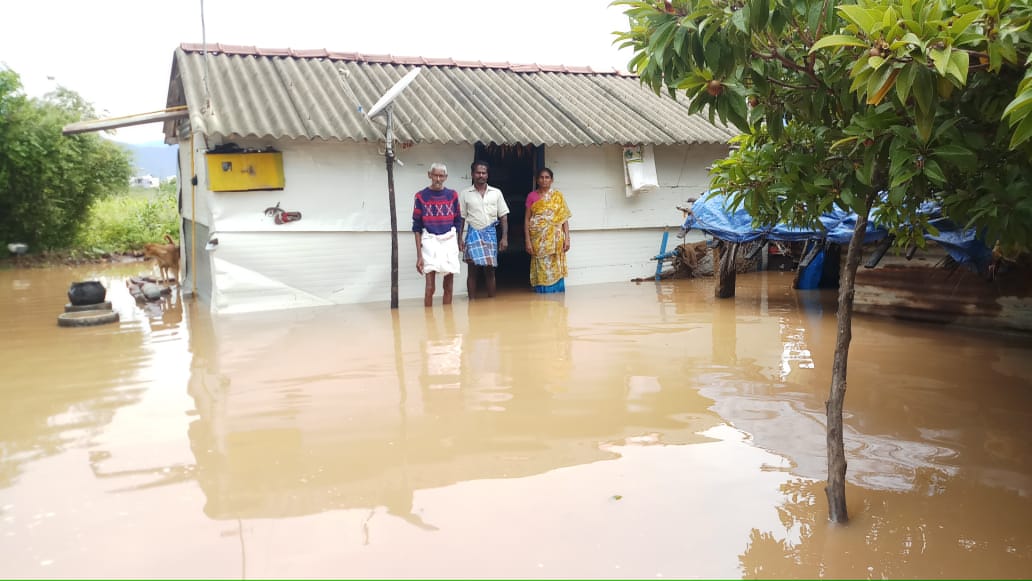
[75,190,179,257]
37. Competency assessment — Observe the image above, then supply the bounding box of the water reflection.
[740,477,1032,578]
[701,279,1032,497]
[460,302,506,405]
[137,287,184,331]
[2,265,1031,577]
[527,295,573,394]
[0,265,165,489]
[421,308,461,392]
[184,290,731,524]
[713,295,738,366]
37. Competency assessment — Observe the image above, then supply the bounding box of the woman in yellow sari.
[524,168,572,293]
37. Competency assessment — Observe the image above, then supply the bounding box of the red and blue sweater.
[412,188,463,235]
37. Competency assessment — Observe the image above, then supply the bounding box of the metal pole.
[385,105,399,309]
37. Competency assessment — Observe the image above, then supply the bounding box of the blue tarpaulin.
[681,191,991,270]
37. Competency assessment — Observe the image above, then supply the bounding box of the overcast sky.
[2,0,637,144]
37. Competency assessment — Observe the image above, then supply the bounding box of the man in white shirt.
[458,161,509,299]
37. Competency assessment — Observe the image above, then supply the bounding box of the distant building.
[130,175,160,188]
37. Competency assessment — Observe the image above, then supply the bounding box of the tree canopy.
[616,0,1032,256]
[0,67,132,251]
[615,0,1032,523]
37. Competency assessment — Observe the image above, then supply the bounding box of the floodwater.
[1,263,1031,579]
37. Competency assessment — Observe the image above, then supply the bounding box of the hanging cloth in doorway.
[623,144,659,197]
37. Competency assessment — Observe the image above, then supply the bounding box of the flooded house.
[157,44,737,313]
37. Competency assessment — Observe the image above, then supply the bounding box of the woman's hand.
[563,236,570,252]
[525,240,534,256]
[416,257,424,275]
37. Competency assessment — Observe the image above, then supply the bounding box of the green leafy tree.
[0,67,132,251]
[615,0,1032,522]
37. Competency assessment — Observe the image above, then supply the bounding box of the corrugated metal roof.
[164,44,737,147]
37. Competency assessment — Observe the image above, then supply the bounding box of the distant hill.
[117,141,179,178]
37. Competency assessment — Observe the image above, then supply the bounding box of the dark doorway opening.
[472,142,543,290]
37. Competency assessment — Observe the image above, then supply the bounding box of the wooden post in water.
[385,106,399,309]
[715,241,738,298]
[365,69,422,310]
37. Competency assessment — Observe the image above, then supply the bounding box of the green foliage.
[74,191,179,256]
[615,0,1032,253]
[0,67,133,251]
[158,177,178,197]
[617,0,1032,524]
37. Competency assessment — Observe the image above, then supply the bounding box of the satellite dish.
[366,67,422,310]
[366,68,422,119]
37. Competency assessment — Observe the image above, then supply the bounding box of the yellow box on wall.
[206,152,285,192]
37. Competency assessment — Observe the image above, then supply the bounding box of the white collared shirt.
[459,185,509,231]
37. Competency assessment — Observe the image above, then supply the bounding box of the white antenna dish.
[366,68,422,119]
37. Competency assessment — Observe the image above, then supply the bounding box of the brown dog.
[143,234,180,283]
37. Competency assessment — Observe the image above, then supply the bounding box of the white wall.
[180,219,212,304]
[207,230,443,313]
[546,144,725,230]
[544,142,724,287]
[177,138,212,228]
[204,227,707,314]
[200,139,473,233]
[567,228,706,287]
[191,139,476,313]
[186,138,725,313]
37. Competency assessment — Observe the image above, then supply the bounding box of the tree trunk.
[715,242,738,298]
[824,202,871,523]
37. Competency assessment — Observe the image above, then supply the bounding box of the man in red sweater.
[413,163,464,307]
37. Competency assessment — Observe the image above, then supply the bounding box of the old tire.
[64,301,113,312]
[57,309,119,327]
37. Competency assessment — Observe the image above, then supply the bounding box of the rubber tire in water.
[57,309,119,327]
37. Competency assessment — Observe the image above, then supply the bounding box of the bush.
[74,191,179,256]
[0,68,133,250]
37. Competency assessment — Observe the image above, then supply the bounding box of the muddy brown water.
[1,263,1031,578]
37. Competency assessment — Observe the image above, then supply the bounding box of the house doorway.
[472,142,543,289]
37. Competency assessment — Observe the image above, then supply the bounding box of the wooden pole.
[385,106,399,309]
[715,241,738,298]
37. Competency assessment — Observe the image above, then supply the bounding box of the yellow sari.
[527,189,572,290]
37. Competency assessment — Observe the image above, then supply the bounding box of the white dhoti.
[421,228,461,274]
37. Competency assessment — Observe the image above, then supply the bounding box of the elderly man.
[413,163,464,307]
[458,160,509,299]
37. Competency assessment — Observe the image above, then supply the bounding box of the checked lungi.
[463,221,499,266]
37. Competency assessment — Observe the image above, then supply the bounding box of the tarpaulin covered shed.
[682,191,992,271]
